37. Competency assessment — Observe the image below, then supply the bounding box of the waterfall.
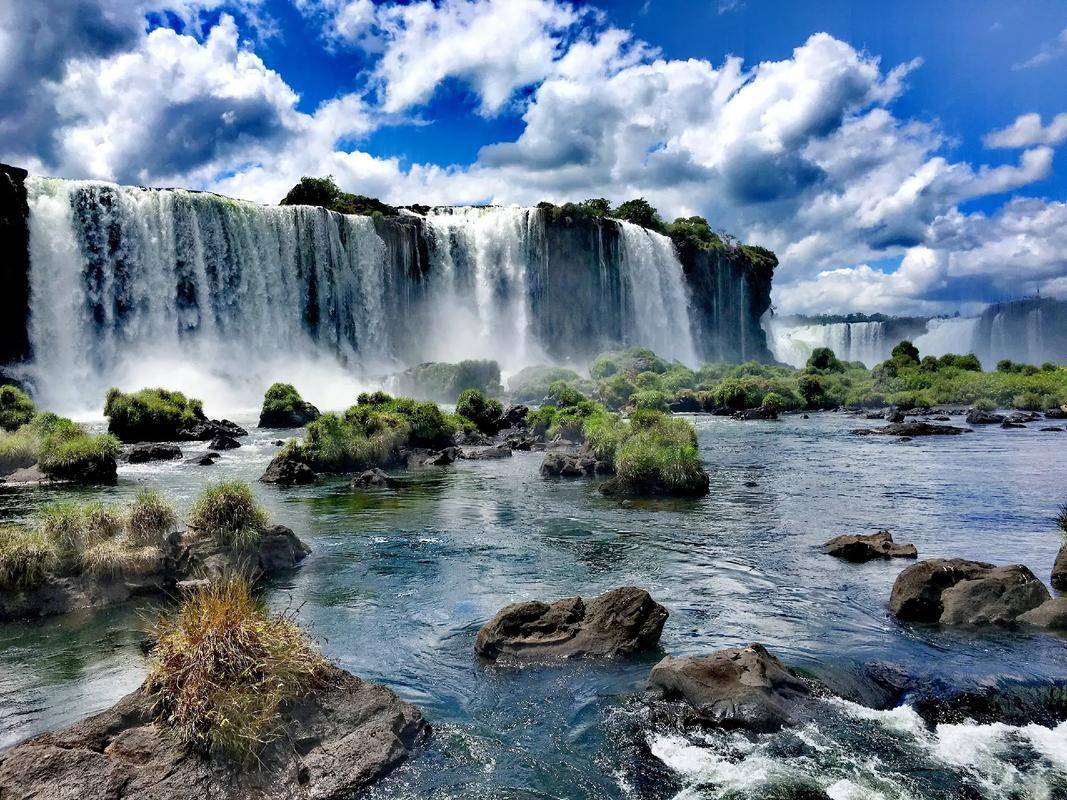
[912,317,980,359]
[19,179,706,416]
[763,318,894,368]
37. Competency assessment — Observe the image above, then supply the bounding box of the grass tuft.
[145,575,328,761]
[189,482,270,549]
[82,538,161,578]
[0,525,59,590]
[126,489,178,547]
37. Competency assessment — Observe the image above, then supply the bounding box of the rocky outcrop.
[1017,597,1067,630]
[475,586,668,661]
[125,443,182,463]
[0,664,428,800]
[852,421,970,437]
[260,451,317,485]
[540,449,612,477]
[351,468,397,489]
[966,409,1004,425]
[1052,545,1067,591]
[647,643,812,732]
[0,526,310,622]
[422,447,457,466]
[822,531,917,562]
[208,434,241,450]
[459,443,512,460]
[889,559,1050,626]
[259,401,320,429]
[732,407,777,421]
[180,419,248,442]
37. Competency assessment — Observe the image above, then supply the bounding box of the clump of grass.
[189,482,269,549]
[455,388,503,434]
[0,525,59,590]
[0,412,119,481]
[258,383,319,428]
[0,427,37,474]
[126,489,178,547]
[145,575,328,761]
[0,385,35,432]
[609,413,709,497]
[81,537,160,578]
[104,387,205,442]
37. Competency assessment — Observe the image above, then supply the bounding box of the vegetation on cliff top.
[145,574,328,761]
[280,175,398,217]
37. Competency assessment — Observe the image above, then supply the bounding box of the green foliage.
[456,388,503,434]
[891,340,921,364]
[611,415,709,497]
[262,383,303,415]
[280,175,397,217]
[583,413,628,462]
[189,482,270,549]
[761,392,785,414]
[0,525,59,590]
[127,490,178,547]
[630,390,670,412]
[666,216,724,253]
[973,398,997,413]
[806,347,845,373]
[104,387,205,442]
[397,360,501,402]
[1057,503,1067,536]
[0,412,118,480]
[0,385,35,432]
[596,373,637,410]
[611,198,665,232]
[590,347,668,380]
[507,364,583,403]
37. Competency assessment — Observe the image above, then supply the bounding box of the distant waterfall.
[912,317,979,358]
[20,178,705,415]
[763,319,896,368]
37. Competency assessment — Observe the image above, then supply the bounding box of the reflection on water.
[1,413,1065,795]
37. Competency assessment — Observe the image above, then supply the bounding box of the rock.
[890,559,1049,626]
[1006,411,1041,423]
[126,443,182,463]
[0,664,427,800]
[852,422,970,437]
[668,395,703,413]
[885,408,905,423]
[351,468,396,489]
[504,433,537,451]
[475,586,667,661]
[272,439,284,446]
[966,409,1004,425]
[500,404,529,428]
[179,419,249,441]
[647,643,812,732]
[1044,406,1067,419]
[454,430,492,447]
[189,452,220,466]
[1040,427,1064,432]
[821,530,917,562]
[208,434,241,450]
[423,447,457,466]
[1001,421,1027,429]
[260,451,317,485]
[1052,545,1067,591]
[256,525,312,572]
[540,450,599,477]
[259,401,320,429]
[459,444,512,460]
[733,407,777,421]
[1017,597,1067,630]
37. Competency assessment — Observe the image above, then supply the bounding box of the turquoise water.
[1,412,1065,798]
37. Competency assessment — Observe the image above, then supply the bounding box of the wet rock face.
[647,643,812,732]
[822,531,917,562]
[208,434,241,450]
[1052,545,1067,592]
[260,451,317,485]
[351,468,397,489]
[1017,597,1067,630]
[540,449,612,477]
[258,401,320,429]
[889,559,1050,625]
[459,444,512,460]
[475,586,668,661]
[0,664,428,800]
[966,409,1005,425]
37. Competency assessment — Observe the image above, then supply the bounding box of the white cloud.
[985,112,1067,148]
[1012,26,1067,70]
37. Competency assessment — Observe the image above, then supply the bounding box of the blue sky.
[3,0,1067,315]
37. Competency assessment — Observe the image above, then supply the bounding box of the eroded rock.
[260,451,317,485]
[351,468,397,489]
[475,586,667,661]
[459,444,512,460]
[822,530,917,562]
[1017,597,1067,630]
[126,443,183,463]
[1052,545,1067,591]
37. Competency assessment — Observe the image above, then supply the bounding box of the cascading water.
[763,318,896,368]
[18,179,706,416]
[912,317,980,358]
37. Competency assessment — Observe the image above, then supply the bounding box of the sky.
[2,0,1067,317]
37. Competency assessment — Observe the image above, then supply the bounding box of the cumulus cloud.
[985,112,1067,148]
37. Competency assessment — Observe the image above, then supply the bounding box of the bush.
[507,365,583,403]
[1057,503,1067,535]
[630,390,670,412]
[611,198,665,232]
[189,482,269,549]
[259,383,320,428]
[280,175,397,217]
[584,413,628,462]
[596,373,637,410]
[0,385,35,432]
[806,347,845,373]
[610,416,709,497]
[36,501,122,557]
[1012,391,1046,411]
[761,392,785,414]
[127,489,178,547]
[0,525,58,589]
[104,388,205,442]
[145,575,327,761]
[891,341,920,364]
[0,426,37,474]
[973,398,997,413]
[455,388,503,434]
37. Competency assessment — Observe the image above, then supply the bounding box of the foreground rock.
[0,526,310,621]
[822,531,917,562]
[260,450,317,485]
[1017,597,1067,630]
[852,421,970,437]
[647,643,812,732]
[1053,545,1067,591]
[889,559,1050,626]
[125,443,182,463]
[475,586,667,661]
[0,664,427,800]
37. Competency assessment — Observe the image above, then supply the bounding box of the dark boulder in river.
[208,434,241,450]
[822,530,917,562]
[647,643,812,733]
[125,443,182,463]
[261,450,317,485]
[965,409,1004,425]
[1052,544,1067,591]
[0,663,427,800]
[1017,597,1067,630]
[351,468,397,489]
[889,559,1050,626]
[475,586,667,661]
[852,421,970,437]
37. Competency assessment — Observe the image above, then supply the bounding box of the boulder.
[189,452,220,466]
[351,468,396,489]
[1044,406,1067,419]
[822,530,917,562]
[733,407,777,421]
[1053,545,1067,591]
[459,444,512,460]
[0,664,427,800]
[208,434,241,450]
[1040,427,1064,432]
[890,559,1049,626]
[540,450,602,477]
[503,434,537,451]
[454,430,492,447]
[966,409,1004,425]
[179,419,249,441]
[500,404,529,428]
[1006,411,1041,424]
[422,447,457,466]
[852,421,970,437]
[126,443,183,463]
[1017,597,1067,630]
[647,643,811,732]
[475,586,667,661]
[885,408,905,423]
[259,401,320,429]
[260,451,317,485]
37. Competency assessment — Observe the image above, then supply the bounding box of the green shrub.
[806,347,845,373]
[36,501,121,556]
[259,383,319,427]
[610,416,708,497]
[596,373,637,410]
[456,388,504,434]
[891,341,921,364]
[0,426,37,474]
[584,413,628,462]
[0,525,58,589]
[761,392,784,414]
[127,490,178,547]
[189,482,269,549]
[397,360,501,402]
[145,575,327,761]
[104,388,205,442]
[0,386,35,432]
[280,175,397,217]
[973,398,997,413]
[611,198,665,232]
[630,390,670,412]
[1012,391,1047,411]
[507,365,583,402]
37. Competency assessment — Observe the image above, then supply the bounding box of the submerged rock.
[475,586,668,661]
[459,444,512,460]
[822,530,917,562]
[889,559,1050,626]
[852,422,970,437]
[647,643,812,732]
[260,451,317,485]
[351,468,397,489]
[189,451,221,466]
[125,443,182,463]
[0,663,427,800]
[208,434,241,450]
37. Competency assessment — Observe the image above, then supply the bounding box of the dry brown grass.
[81,538,161,577]
[126,489,177,547]
[0,524,59,590]
[145,575,327,762]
